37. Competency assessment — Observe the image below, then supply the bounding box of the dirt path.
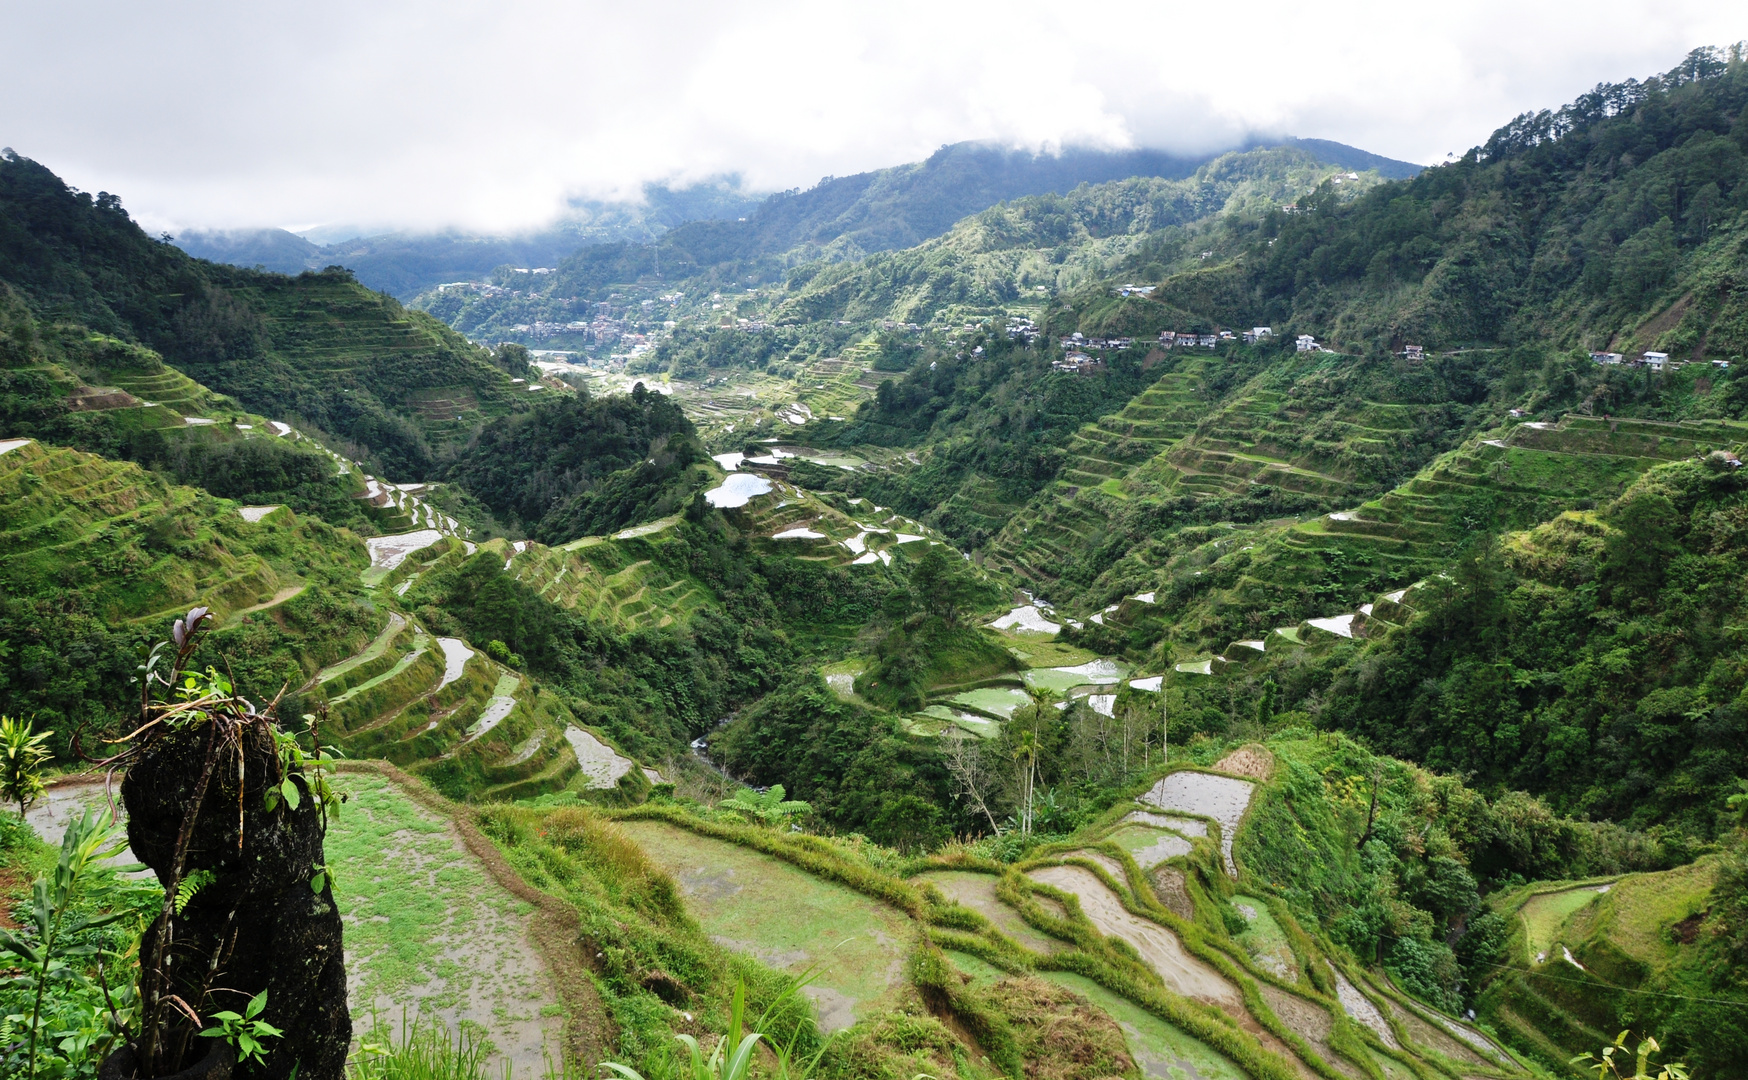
[229,584,306,620]
[328,771,563,1074]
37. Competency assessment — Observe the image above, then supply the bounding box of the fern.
[175,869,216,914]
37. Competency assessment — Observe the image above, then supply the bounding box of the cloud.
[1,0,1738,234]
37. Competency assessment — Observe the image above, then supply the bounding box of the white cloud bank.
[0,0,1739,233]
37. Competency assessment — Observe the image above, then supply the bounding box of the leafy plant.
[0,715,53,817]
[716,785,811,828]
[1572,1031,1688,1080]
[172,870,215,916]
[197,990,281,1067]
[0,807,130,1080]
[600,980,829,1080]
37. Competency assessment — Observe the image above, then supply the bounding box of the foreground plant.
[0,715,53,817]
[599,980,829,1080]
[1572,1031,1689,1080]
[0,807,130,1080]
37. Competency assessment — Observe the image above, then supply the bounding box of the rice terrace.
[3,31,1748,1080]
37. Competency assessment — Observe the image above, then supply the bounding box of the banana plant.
[0,807,130,1080]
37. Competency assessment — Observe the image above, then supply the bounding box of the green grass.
[327,772,561,1072]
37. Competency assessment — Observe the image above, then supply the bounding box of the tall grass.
[349,1014,492,1080]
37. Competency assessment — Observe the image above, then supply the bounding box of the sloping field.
[618,821,914,1031]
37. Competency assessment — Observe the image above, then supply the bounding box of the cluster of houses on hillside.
[1590,350,1729,372]
[1004,316,1043,343]
[1059,332,1135,351]
[1053,352,1106,374]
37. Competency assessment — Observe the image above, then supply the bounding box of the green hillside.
[0,151,536,476]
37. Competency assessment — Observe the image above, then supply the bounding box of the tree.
[718,784,812,828]
[0,715,52,817]
[907,544,978,625]
[942,733,1002,835]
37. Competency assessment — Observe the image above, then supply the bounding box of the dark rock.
[123,722,349,1080]
[101,1040,232,1080]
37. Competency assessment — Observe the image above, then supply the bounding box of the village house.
[1642,351,1671,371]
[1052,352,1104,374]
[1296,334,1319,353]
[1242,326,1273,343]
[1402,344,1424,361]
[1591,352,1624,365]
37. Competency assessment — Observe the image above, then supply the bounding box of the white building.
[1642,351,1671,371]
[1296,334,1319,353]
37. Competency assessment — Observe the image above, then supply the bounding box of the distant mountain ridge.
[177,138,1421,299]
[173,177,767,296]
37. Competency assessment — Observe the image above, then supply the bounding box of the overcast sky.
[1,1,1740,236]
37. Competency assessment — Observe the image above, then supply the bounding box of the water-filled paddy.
[948,686,1032,719]
[618,821,912,1031]
[704,473,773,508]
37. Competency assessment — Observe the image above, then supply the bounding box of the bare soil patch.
[1210,746,1274,781]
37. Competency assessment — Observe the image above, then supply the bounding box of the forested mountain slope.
[1130,47,1748,357]
[0,151,535,476]
[416,140,1416,341]
[777,144,1390,328]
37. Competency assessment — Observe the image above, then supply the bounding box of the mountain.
[661,140,1421,273]
[0,149,534,476]
[172,178,768,298]
[418,139,1420,344]
[174,226,325,275]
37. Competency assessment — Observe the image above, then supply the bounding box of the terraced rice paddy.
[917,705,1000,737]
[1022,658,1130,693]
[564,727,636,788]
[323,772,563,1073]
[1040,973,1246,1080]
[1106,824,1193,870]
[948,686,1032,719]
[1026,864,1240,1009]
[916,870,1062,953]
[618,821,913,1031]
[1518,885,1609,960]
[1139,772,1255,877]
[704,473,772,507]
[1228,896,1297,982]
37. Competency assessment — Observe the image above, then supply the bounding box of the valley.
[2,43,1747,1080]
